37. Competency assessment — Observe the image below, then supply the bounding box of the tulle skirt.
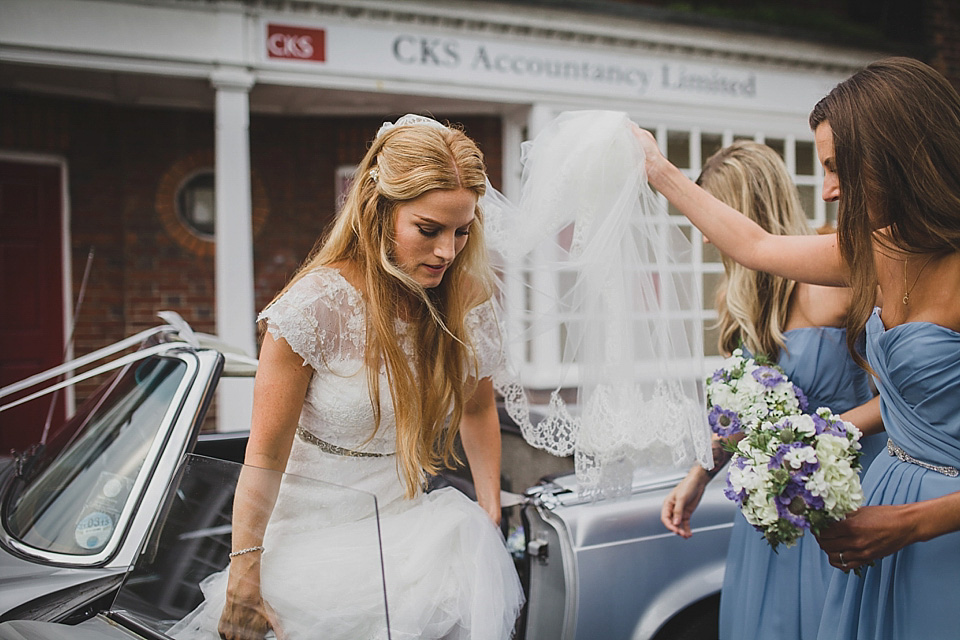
[170,446,523,640]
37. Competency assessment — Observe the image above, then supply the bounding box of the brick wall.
[0,91,502,404]
[928,0,960,89]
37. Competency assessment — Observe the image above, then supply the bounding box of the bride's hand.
[629,124,669,183]
[219,568,285,640]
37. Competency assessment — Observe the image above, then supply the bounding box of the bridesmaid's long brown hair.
[809,57,960,368]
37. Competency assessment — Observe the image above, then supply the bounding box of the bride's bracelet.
[229,545,265,558]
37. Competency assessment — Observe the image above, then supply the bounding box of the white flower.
[793,414,817,437]
[816,433,851,458]
[783,445,818,470]
[805,469,830,497]
[745,490,779,526]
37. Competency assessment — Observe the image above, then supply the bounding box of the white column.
[211,67,256,432]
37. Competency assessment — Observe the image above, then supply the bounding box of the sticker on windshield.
[74,471,133,551]
[75,511,114,550]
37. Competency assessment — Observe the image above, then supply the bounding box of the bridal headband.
[370,114,449,186]
[376,114,448,139]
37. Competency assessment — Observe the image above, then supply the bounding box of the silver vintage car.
[0,317,734,639]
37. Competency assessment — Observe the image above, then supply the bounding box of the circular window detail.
[156,150,269,257]
[177,170,216,239]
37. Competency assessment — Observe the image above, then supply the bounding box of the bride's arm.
[460,377,503,526]
[219,333,311,640]
[631,125,849,287]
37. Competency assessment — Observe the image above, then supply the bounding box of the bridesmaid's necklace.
[903,255,934,305]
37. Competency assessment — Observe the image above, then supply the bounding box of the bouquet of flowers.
[705,349,808,437]
[723,408,865,550]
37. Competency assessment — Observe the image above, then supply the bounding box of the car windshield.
[3,355,188,555]
[108,455,389,638]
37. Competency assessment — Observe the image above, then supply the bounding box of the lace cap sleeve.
[466,299,508,380]
[257,268,363,371]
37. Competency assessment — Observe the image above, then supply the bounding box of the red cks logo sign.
[266,24,326,62]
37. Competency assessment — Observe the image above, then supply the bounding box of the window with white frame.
[508,123,835,391]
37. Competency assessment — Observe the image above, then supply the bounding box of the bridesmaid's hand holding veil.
[628,121,846,287]
[629,124,670,185]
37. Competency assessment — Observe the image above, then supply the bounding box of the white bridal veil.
[382,111,712,496]
[483,111,712,495]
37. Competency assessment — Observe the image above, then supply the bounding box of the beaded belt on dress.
[296,425,394,458]
[887,439,959,477]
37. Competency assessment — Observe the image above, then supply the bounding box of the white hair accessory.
[376,114,448,139]
[369,168,379,184]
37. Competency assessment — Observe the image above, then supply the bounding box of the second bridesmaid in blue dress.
[660,141,883,640]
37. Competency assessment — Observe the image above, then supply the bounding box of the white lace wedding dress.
[170,267,524,640]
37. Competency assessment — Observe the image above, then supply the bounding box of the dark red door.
[0,160,65,452]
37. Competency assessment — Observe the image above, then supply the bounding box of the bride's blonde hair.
[270,121,496,498]
[697,141,814,358]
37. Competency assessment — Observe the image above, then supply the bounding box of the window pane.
[766,138,786,160]
[701,133,723,165]
[798,184,816,219]
[676,219,695,241]
[667,130,691,168]
[796,140,815,176]
[703,271,726,311]
[704,320,722,357]
[702,240,722,264]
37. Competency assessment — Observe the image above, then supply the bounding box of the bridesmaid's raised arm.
[630,125,847,287]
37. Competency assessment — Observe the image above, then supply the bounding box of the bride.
[171,115,523,640]
[172,109,715,640]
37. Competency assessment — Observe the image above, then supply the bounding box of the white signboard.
[260,18,839,112]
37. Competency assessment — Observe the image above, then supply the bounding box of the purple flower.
[775,479,825,528]
[792,383,809,412]
[752,366,785,389]
[711,368,730,384]
[723,458,748,505]
[813,412,845,437]
[768,441,820,476]
[723,483,746,506]
[709,405,741,437]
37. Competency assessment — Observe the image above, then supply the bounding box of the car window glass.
[110,455,389,638]
[5,357,188,555]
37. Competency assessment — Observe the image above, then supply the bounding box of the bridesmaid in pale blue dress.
[722,327,885,640]
[661,141,883,640]
[639,57,960,640]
